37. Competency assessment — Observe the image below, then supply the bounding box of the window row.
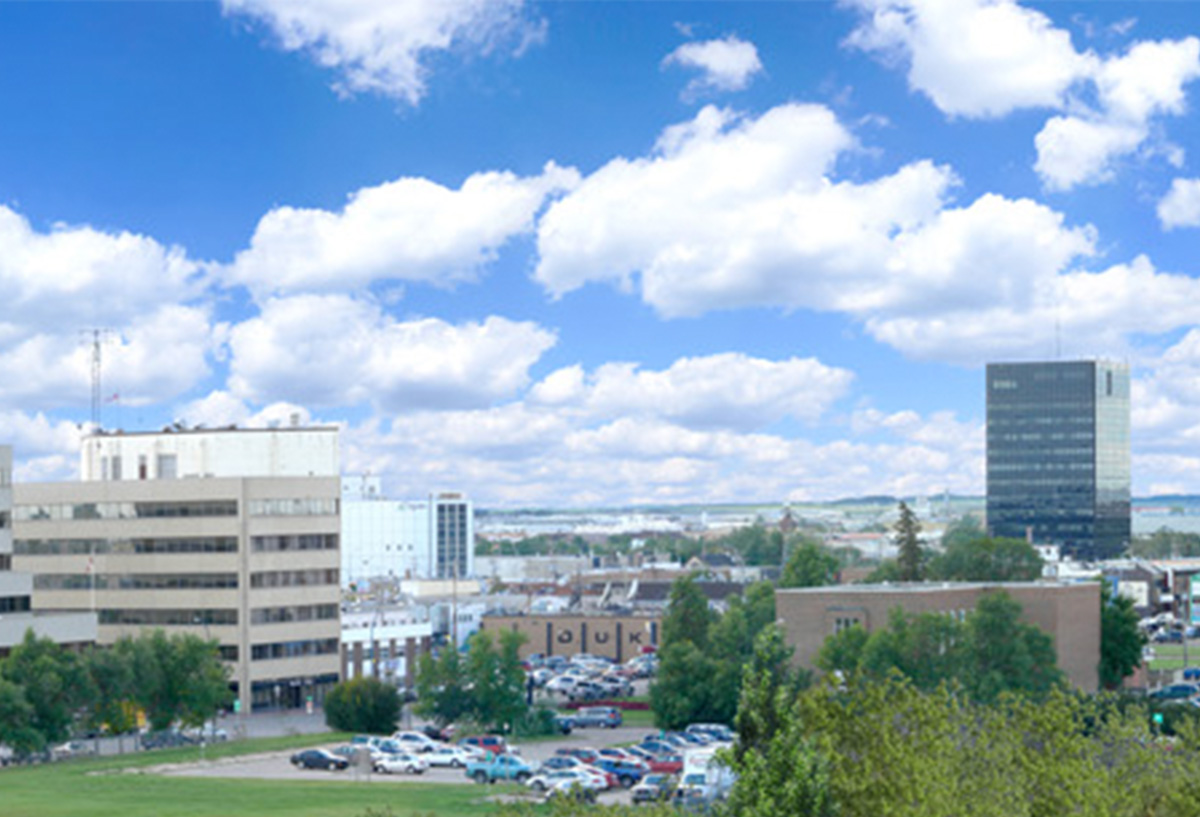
[15,501,238,522]
[248,498,338,517]
[0,510,9,529]
[250,603,339,625]
[16,537,238,556]
[251,638,339,661]
[98,608,238,626]
[0,595,31,613]
[249,569,339,589]
[251,534,337,553]
[0,554,10,571]
[35,573,239,590]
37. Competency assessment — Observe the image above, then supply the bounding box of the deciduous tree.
[1100,580,1145,690]
[325,677,401,734]
[779,538,839,588]
[0,630,93,746]
[928,535,1043,582]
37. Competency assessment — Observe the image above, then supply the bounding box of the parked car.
[687,724,735,743]
[573,706,623,729]
[542,755,596,773]
[596,674,633,697]
[140,730,197,750]
[592,757,648,787]
[392,730,438,753]
[51,741,95,761]
[545,778,598,803]
[290,748,349,771]
[546,675,583,696]
[424,745,476,768]
[1150,683,1200,701]
[569,681,606,703]
[421,723,456,742]
[375,751,428,775]
[332,744,381,765]
[1154,629,1185,644]
[526,768,606,793]
[464,752,537,784]
[459,735,509,757]
[632,773,677,803]
[556,746,600,764]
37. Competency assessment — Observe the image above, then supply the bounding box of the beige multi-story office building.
[12,473,342,713]
[0,445,96,657]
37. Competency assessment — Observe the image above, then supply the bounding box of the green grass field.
[0,735,516,817]
[1146,643,1199,673]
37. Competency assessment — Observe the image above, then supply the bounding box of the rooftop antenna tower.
[82,329,115,430]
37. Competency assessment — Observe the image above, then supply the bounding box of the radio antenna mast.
[82,329,115,430]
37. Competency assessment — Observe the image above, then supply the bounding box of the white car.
[391,731,438,753]
[526,768,607,793]
[424,745,476,768]
[375,751,428,774]
[545,675,581,695]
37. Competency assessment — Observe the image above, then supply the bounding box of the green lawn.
[0,735,516,817]
[1147,643,1200,673]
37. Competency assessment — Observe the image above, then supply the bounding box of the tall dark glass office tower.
[986,360,1130,561]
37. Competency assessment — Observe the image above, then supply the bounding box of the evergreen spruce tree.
[894,501,925,582]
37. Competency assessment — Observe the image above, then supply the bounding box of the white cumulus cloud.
[1159,177,1200,229]
[0,206,216,411]
[228,163,579,299]
[222,0,541,104]
[530,353,854,431]
[226,294,556,411]
[844,0,1200,190]
[663,35,764,96]
[844,0,1090,118]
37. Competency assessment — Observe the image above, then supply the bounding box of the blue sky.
[2,0,1200,507]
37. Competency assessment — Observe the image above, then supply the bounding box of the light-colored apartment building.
[13,428,343,713]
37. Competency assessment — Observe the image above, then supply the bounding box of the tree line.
[0,629,231,757]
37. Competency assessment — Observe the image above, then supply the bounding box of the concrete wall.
[776,582,1101,690]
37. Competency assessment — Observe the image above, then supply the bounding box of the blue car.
[592,757,649,787]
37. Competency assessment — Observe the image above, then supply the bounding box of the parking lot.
[158,723,653,806]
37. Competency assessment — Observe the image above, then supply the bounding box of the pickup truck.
[464,753,537,784]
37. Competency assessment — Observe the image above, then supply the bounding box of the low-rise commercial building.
[777,581,1101,690]
[481,613,660,663]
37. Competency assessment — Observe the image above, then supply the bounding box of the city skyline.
[2,2,1200,507]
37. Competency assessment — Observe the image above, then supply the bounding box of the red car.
[459,735,508,757]
[556,747,599,764]
[645,754,683,774]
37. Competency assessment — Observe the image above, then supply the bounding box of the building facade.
[986,360,1131,561]
[777,581,1101,689]
[0,446,97,657]
[81,426,339,482]
[481,613,660,663]
[339,604,432,689]
[342,489,474,583]
[12,474,341,712]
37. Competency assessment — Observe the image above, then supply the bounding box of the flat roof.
[777,581,1091,594]
[84,426,339,439]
